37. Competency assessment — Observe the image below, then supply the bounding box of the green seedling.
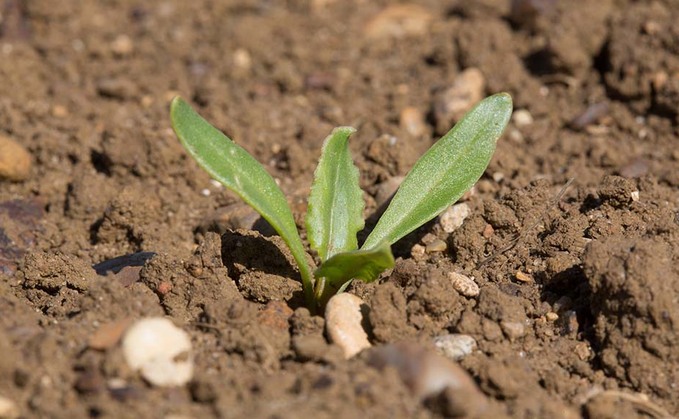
[170,93,512,312]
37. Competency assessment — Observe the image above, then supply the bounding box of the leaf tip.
[332,126,357,137]
[492,92,513,109]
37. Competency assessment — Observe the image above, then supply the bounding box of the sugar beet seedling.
[170,93,512,313]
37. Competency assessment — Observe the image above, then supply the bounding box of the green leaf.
[170,97,316,307]
[313,242,394,307]
[362,93,513,249]
[306,127,364,261]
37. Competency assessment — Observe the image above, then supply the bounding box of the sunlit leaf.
[306,127,364,261]
[362,93,513,249]
[314,242,394,306]
[170,97,315,306]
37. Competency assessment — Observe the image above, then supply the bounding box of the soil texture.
[1,0,678,418]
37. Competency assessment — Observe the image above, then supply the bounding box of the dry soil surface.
[1,0,678,418]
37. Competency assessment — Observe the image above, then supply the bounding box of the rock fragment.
[364,4,433,40]
[433,334,477,361]
[0,135,31,181]
[449,272,479,298]
[325,293,372,359]
[425,239,447,253]
[0,395,19,419]
[433,68,485,134]
[122,317,193,387]
[438,203,470,233]
[110,34,134,56]
[89,318,133,350]
[366,342,489,415]
[399,107,427,137]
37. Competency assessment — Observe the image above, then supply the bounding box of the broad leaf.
[306,127,364,261]
[362,93,512,249]
[314,242,394,306]
[170,97,315,306]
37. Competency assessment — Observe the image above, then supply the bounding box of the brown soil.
[1,0,678,418]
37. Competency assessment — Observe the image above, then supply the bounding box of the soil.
[1,0,678,418]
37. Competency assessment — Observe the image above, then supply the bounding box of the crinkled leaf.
[306,127,364,261]
[170,97,315,306]
[314,242,394,306]
[362,93,512,249]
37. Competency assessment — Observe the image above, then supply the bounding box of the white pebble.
[325,293,371,359]
[122,317,193,387]
[438,203,470,233]
[449,272,479,297]
[433,334,477,360]
[631,190,640,202]
[0,395,19,419]
[512,109,533,127]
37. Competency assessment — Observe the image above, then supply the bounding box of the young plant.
[170,93,512,312]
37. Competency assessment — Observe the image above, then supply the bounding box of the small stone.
[325,293,371,359]
[89,318,133,350]
[198,203,267,235]
[110,34,134,56]
[0,135,32,181]
[0,395,19,419]
[97,78,137,99]
[433,334,477,361]
[512,109,533,127]
[574,342,592,360]
[482,223,494,238]
[643,20,661,35]
[140,95,154,108]
[258,300,294,330]
[438,203,470,233]
[156,281,172,295]
[492,172,504,183]
[366,342,489,412]
[410,244,426,259]
[364,4,433,40]
[545,312,559,322]
[425,239,447,253]
[619,158,649,179]
[51,105,69,118]
[434,68,485,134]
[514,271,533,283]
[500,321,526,341]
[630,190,640,202]
[122,318,193,387]
[449,272,479,298]
[233,48,252,71]
[400,107,427,137]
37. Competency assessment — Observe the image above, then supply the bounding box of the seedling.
[170,93,512,312]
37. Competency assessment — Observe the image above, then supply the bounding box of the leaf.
[362,93,513,249]
[313,242,394,307]
[170,97,316,306]
[306,127,364,261]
